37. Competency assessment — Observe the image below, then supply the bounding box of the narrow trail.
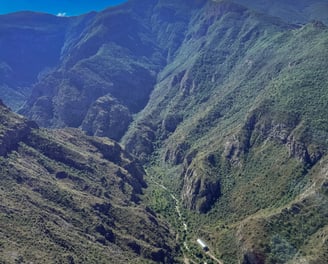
[150,178,197,264]
[183,256,197,264]
[206,252,224,264]
[150,177,224,264]
[153,181,189,242]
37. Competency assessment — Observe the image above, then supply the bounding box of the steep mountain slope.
[232,0,328,24]
[1,0,328,263]
[0,12,71,110]
[0,101,177,263]
[5,0,327,135]
[124,0,328,211]
[207,154,328,264]
[19,0,203,140]
[121,1,328,263]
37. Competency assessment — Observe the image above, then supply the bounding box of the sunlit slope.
[0,101,177,263]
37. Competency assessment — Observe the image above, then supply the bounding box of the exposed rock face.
[286,134,322,165]
[0,120,36,156]
[164,142,189,165]
[162,114,183,134]
[242,251,265,264]
[181,157,221,213]
[124,121,156,161]
[81,95,132,141]
[0,102,38,156]
[228,106,323,168]
[286,135,311,164]
[181,168,221,213]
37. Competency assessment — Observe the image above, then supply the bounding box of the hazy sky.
[0,0,128,16]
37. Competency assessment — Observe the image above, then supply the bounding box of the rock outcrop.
[81,95,132,141]
[181,164,221,213]
[0,102,38,156]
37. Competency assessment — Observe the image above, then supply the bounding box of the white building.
[197,238,209,251]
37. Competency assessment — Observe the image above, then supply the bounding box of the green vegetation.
[122,1,328,263]
[232,0,328,24]
[0,104,177,263]
[1,0,328,263]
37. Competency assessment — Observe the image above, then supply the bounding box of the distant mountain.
[0,12,70,110]
[233,0,328,24]
[0,101,177,263]
[1,0,328,263]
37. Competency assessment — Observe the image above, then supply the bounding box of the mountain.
[0,101,177,263]
[1,0,328,263]
[0,12,71,110]
[124,0,328,209]
[233,0,328,24]
[121,2,328,262]
[17,0,210,142]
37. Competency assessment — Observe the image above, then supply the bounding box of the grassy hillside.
[122,1,328,263]
[0,102,178,263]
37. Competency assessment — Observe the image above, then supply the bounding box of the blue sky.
[0,0,128,16]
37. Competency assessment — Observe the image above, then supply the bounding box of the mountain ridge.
[0,0,328,263]
[0,101,178,263]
